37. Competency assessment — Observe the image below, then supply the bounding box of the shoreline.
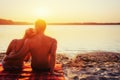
[0,51,120,80]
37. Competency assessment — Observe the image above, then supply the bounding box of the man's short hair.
[35,19,46,33]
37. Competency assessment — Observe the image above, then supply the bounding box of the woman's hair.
[24,28,36,39]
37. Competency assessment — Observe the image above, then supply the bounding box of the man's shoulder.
[29,34,57,43]
[45,35,57,42]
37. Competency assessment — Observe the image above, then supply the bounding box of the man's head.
[35,19,46,33]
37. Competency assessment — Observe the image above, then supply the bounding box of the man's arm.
[50,39,57,72]
[6,39,30,60]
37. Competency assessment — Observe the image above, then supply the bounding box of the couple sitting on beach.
[2,19,57,73]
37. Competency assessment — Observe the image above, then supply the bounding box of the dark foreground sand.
[0,51,120,80]
[56,51,120,80]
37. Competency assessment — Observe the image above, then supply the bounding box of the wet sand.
[1,51,120,80]
[56,51,120,80]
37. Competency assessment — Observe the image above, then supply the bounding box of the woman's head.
[24,28,36,39]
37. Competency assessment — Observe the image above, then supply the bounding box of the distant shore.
[0,18,120,25]
[47,22,120,25]
[0,51,120,80]
[1,22,120,25]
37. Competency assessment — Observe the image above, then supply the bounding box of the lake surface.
[0,25,120,56]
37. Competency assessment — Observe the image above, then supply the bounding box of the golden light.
[34,7,50,18]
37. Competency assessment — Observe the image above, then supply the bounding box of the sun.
[34,7,50,18]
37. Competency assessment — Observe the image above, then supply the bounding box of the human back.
[29,19,57,72]
[30,34,56,69]
[2,39,25,70]
[2,28,35,71]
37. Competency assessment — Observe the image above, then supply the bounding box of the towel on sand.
[0,63,64,80]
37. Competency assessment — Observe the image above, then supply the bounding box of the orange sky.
[0,0,120,23]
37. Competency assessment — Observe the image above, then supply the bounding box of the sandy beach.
[56,51,120,80]
[0,51,120,80]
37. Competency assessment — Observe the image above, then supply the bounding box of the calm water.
[0,25,120,56]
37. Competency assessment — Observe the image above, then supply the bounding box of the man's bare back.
[28,33,57,71]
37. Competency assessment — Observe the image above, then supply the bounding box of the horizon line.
[0,18,120,25]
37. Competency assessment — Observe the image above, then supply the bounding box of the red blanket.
[0,63,65,80]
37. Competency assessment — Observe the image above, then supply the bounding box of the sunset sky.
[0,0,120,23]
